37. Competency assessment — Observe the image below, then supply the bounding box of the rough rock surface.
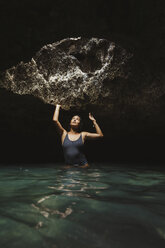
[0,37,132,114]
[1,37,165,163]
[1,36,165,137]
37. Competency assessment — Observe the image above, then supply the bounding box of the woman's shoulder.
[81,131,87,135]
[62,130,68,138]
[61,130,68,145]
[81,131,87,138]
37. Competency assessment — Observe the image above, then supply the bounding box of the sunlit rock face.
[0,37,132,114]
[1,36,165,163]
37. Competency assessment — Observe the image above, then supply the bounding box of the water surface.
[0,163,165,248]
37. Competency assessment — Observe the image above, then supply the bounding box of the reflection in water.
[0,164,165,248]
[31,202,73,219]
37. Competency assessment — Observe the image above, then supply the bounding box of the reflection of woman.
[53,104,104,168]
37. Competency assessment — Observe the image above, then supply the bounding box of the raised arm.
[53,104,66,136]
[83,113,104,140]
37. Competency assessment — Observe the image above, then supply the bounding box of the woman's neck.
[69,128,79,134]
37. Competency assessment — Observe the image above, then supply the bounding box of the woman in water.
[53,104,104,168]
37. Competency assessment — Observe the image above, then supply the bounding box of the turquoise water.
[0,163,165,248]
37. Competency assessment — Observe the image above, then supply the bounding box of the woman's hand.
[89,112,96,122]
[56,104,61,109]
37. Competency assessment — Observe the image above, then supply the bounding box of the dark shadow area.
[0,0,164,75]
[0,0,165,166]
[0,88,165,166]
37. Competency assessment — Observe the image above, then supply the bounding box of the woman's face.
[70,115,81,127]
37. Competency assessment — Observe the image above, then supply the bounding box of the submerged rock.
[0,37,132,113]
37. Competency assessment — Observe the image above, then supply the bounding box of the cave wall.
[0,0,165,164]
[1,87,165,164]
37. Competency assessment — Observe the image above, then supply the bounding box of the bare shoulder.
[81,131,88,138]
[61,130,67,144]
[81,131,87,144]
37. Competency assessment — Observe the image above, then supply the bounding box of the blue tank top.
[62,133,88,166]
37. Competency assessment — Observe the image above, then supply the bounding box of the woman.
[53,104,103,168]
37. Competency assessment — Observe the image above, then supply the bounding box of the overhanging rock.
[0,37,132,114]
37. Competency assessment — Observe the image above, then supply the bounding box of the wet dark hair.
[69,114,83,132]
